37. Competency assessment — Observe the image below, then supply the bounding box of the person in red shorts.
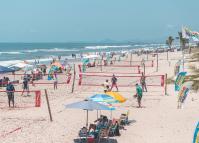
[111,74,118,92]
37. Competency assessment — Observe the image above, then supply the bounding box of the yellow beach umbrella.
[106,92,126,103]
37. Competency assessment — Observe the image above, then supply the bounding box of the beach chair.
[109,122,118,136]
[120,110,129,125]
[78,127,88,143]
[97,127,110,143]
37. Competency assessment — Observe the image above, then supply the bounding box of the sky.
[0,0,198,43]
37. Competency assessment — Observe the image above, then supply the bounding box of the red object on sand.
[35,91,41,107]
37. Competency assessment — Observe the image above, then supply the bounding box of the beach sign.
[193,122,199,143]
[178,82,192,103]
[175,72,187,91]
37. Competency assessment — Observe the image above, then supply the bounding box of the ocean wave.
[85,45,131,50]
[24,48,78,53]
[0,51,23,55]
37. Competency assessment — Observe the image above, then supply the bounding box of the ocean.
[0,42,167,66]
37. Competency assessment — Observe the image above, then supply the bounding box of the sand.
[0,51,198,143]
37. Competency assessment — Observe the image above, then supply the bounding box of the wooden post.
[167,50,168,61]
[143,63,145,75]
[164,74,168,95]
[130,52,132,66]
[45,89,53,122]
[156,53,159,72]
[146,51,148,61]
[100,56,103,72]
[71,64,76,93]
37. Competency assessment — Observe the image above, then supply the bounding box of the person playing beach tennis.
[103,79,109,93]
[111,74,118,92]
[53,72,58,90]
[6,82,15,108]
[21,77,30,96]
[140,72,147,92]
[134,83,143,108]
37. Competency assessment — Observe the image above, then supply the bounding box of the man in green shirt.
[135,83,143,108]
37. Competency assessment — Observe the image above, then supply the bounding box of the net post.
[164,73,168,95]
[100,56,103,71]
[78,74,82,85]
[130,52,132,66]
[152,60,154,67]
[138,65,141,74]
[147,50,148,60]
[156,53,159,72]
[44,89,53,122]
[71,64,76,93]
[35,90,41,107]
[78,65,82,73]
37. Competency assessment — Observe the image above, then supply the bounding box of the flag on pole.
[193,122,199,143]
[175,72,187,91]
[182,26,192,39]
[192,31,199,42]
[178,82,192,103]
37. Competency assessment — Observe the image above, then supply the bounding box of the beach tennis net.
[78,73,165,87]
[78,64,141,74]
[111,60,154,67]
[0,90,41,109]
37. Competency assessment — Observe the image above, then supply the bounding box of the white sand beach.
[0,51,198,143]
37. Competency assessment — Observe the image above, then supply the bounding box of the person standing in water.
[111,74,118,92]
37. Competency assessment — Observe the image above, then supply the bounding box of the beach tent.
[0,65,15,74]
[9,63,34,71]
[65,100,114,127]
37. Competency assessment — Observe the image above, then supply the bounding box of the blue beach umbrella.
[89,94,118,104]
[89,94,118,119]
[65,100,114,127]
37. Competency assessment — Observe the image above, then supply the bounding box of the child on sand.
[103,79,109,93]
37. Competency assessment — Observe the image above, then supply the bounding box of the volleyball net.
[112,60,154,67]
[78,64,141,74]
[0,90,41,109]
[78,73,165,87]
[2,73,72,86]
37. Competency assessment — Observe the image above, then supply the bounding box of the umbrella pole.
[97,110,98,119]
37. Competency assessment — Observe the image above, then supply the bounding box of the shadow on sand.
[74,138,118,143]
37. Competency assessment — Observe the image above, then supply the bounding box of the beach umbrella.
[48,65,59,80]
[89,94,117,119]
[106,92,126,103]
[51,61,64,69]
[0,65,15,74]
[65,100,115,127]
[88,94,118,103]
